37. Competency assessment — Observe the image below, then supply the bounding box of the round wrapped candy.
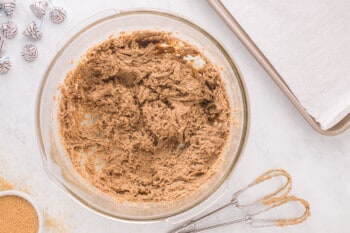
[21,44,38,62]
[2,0,16,17]
[0,57,11,74]
[49,6,66,24]
[30,0,48,19]
[23,21,42,40]
[0,36,5,54]
[1,21,17,39]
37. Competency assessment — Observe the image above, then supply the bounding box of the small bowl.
[0,190,43,233]
[36,9,249,221]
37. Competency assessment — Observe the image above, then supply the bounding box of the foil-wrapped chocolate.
[2,0,16,17]
[23,21,42,40]
[0,36,5,54]
[21,44,38,62]
[49,6,66,24]
[0,56,11,74]
[1,21,17,39]
[30,0,48,19]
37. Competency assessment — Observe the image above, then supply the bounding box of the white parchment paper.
[222,0,350,129]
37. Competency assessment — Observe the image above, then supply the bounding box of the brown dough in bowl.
[58,31,230,203]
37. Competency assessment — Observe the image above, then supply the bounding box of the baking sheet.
[209,0,350,135]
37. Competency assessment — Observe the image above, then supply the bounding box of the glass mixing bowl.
[36,9,249,221]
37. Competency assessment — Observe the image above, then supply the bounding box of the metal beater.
[169,169,310,233]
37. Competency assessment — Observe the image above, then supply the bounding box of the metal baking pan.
[208,0,350,136]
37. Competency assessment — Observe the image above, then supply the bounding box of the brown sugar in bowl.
[0,191,43,233]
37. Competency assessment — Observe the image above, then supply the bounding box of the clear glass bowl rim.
[35,8,250,222]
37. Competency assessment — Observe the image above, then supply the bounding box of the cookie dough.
[58,31,230,202]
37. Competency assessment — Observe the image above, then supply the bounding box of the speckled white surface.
[0,1,349,233]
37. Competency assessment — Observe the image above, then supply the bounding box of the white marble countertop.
[0,1,349,232]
